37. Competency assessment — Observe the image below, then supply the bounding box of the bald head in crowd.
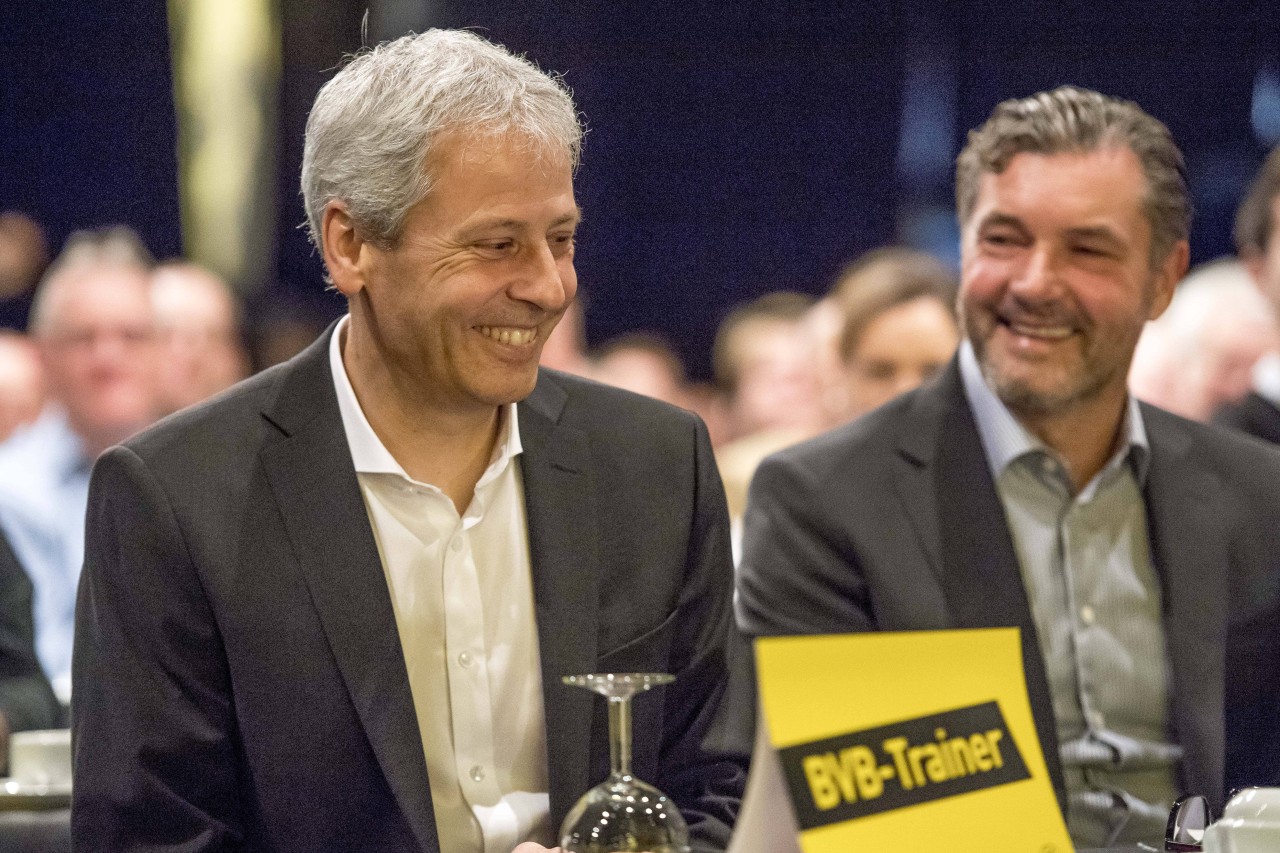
[28,228,160,457]
[150,262,249,415]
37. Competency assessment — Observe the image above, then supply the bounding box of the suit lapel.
[518,374,601,826]
[1141,407,1229,804]
[258,329,439,852]
[896,362,1066,809]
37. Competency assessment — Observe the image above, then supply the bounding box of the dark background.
[3,1,1278,378]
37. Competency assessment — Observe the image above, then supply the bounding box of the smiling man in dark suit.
[738,87,1280,848]
[72,30,746,853]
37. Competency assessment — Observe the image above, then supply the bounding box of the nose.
[512,240,574,312]
[1008,246,1064,303]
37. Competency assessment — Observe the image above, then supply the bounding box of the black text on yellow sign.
[778,701,1031,830]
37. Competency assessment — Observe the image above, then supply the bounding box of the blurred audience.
[0,226,160,701]
[0,212,51,331]
[245,290,339,372]
[151,261,250,415]
[828,248,959,422]
[0,332,44,442]
[1129,258,1279,421]
[591,331,690,408]
[539,293,592,377]
[1217,145,1280,442]
[712,292,825,443]
[0,526,62,756]
[712,292,826,553]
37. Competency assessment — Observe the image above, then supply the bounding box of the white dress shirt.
[329,317,552,853]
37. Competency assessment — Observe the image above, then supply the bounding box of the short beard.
[980,359,1114,417]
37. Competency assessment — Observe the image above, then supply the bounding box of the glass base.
[559,775,690,853]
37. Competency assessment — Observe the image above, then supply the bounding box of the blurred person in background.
[151,261,250,415]
[0,332,44,442]
[0,527,62,759]
[1217,146,1280,442]
[712,292,827,555]
[538,289,592,377]
[591,331,690,408]
[1129,259,1278,421]
[829,248,960,422]
[0,212,51,331]
[712,292,825,444]
[0,226,160,702]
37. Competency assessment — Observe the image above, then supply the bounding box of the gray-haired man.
[73,30,747,852]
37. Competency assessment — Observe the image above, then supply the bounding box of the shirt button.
[450,538,463,553]
[458,651,473,668]
[470,765,485,783]
[1087,709,1106,729]
[1080,605,1096,626]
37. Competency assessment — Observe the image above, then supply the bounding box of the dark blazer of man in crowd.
[0,526,61,748]
[72,30,746,853]
[1217,144,1280,442]
[738,87,1280,849]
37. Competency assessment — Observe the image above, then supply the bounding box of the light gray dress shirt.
[959,342,1181,847]
[0,406,93,702]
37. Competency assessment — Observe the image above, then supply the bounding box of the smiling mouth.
[1002,319,1075,340]
[477,325,538,346]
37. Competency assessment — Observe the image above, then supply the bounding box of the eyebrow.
[461,208,584,238]
[977,214,1126,248]
[975,212,1027,232]
[1062,225,1126,247]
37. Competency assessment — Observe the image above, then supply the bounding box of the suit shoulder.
[1145,402,1280,482]
[533,368,701,432]
[122,361,290,463]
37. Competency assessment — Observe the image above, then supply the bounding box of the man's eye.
[477,240,515,254]
[981,232,1020,247]
[550,233,576,255]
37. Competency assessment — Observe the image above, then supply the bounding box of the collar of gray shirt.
[957,340,1150,491]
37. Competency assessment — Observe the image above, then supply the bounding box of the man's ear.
[321,203,370,297]
[1147,239,1190,321]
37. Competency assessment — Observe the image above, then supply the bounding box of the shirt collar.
[958,339,1150,486]
[25,405,94,483]
[328,314,523,481]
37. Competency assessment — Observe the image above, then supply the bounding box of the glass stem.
[608,694,632,779]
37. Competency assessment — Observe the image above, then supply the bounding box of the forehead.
[971,146,1149,230]
[45,267,153,329]
[408,130,578,233]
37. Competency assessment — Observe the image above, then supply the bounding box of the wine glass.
[559,673,691,853]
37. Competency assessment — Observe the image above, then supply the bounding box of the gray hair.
[29,226,154,335]
[301,29,582,254]
[956,86,1190,267]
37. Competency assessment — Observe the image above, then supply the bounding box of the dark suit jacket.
[0,527,61,735]
[737,360,1280,812]
[1215,391,1280,446]
[71,329,748,852]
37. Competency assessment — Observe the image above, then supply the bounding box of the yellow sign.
[755,628,1073,853]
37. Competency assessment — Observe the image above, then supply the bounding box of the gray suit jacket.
[737,360,1280,812]
[72,328,748,851]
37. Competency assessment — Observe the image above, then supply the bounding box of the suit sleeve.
[735,451,877,639]
[0,528,61,734]
[656,417,752,853]
[71,446,243,851]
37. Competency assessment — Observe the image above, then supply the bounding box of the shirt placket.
[442,510,506,853]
